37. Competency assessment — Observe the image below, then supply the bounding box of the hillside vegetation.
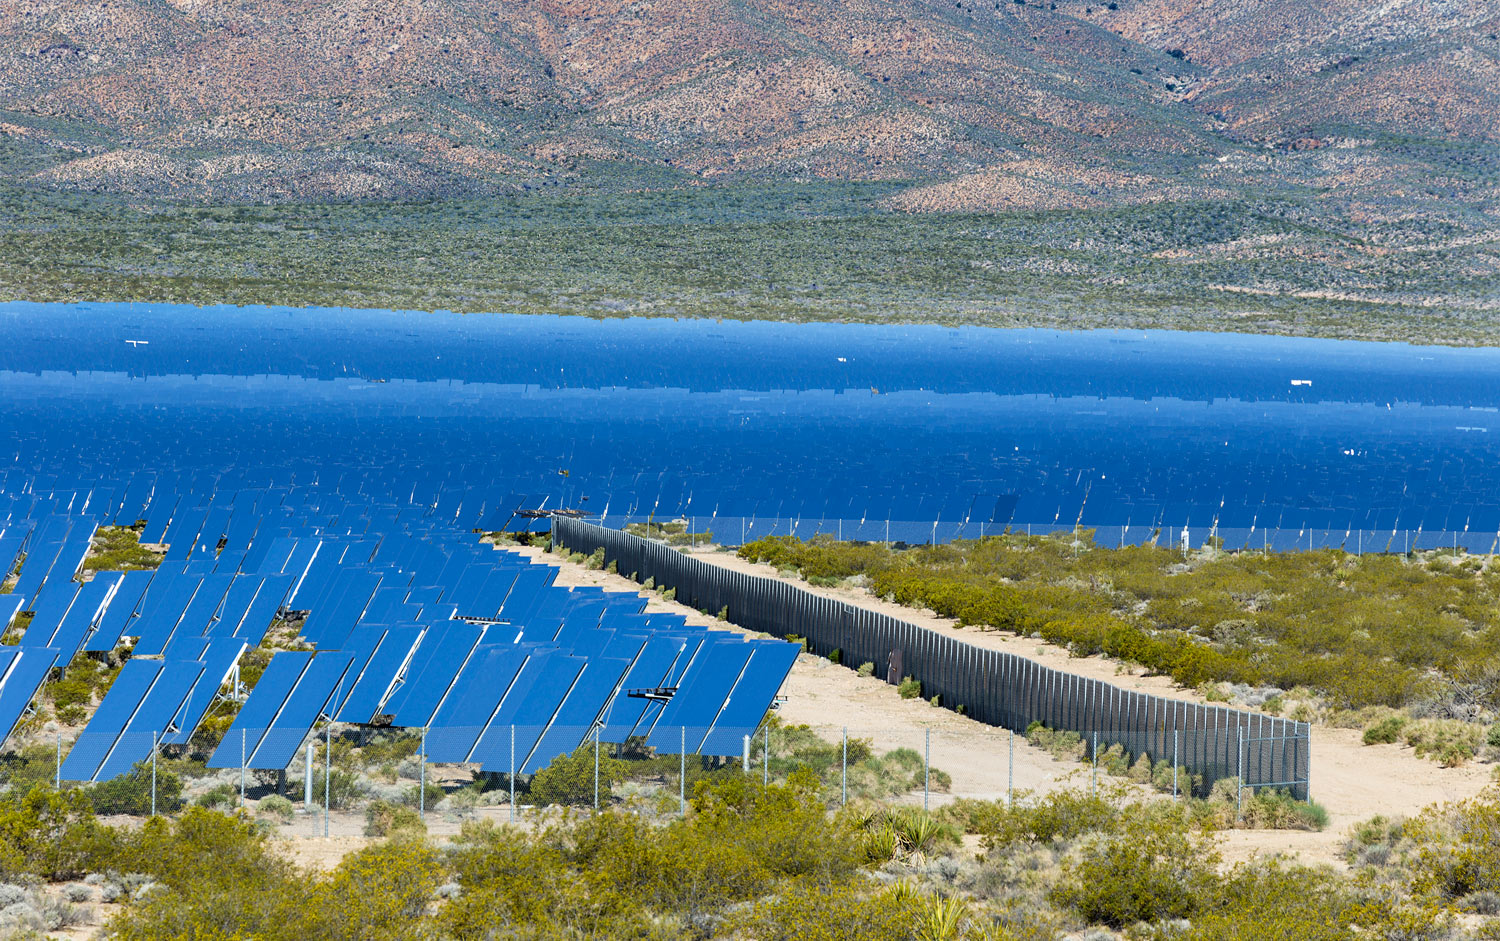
[2,181,1495,344]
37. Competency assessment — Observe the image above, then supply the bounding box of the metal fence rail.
[554,518,1311,800]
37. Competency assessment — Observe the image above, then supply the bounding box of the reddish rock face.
[0,0,1493,203]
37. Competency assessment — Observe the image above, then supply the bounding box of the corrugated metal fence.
[553,518,1310,799]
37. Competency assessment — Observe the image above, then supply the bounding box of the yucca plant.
[915,894,969,941]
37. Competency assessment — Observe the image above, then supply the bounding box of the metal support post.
[323,713,331,838]
[151,731,157,817]
[1172,730,1179,798]
[240,728,246,807]
[1008,729,1014,807]
[1236,736,1244,821]
[1091,732,1098,796]
[55,733,60,789]
[304,742,314,809]
[419,728,427,821]
[509,725,516,823]
[593,730,600,811]
[679,727,687,816]
[763,725,769,786]
[742,735,750,774]
[923,728,930,812]
[841,728,848,806]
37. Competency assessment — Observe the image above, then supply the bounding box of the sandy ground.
[261,540,1495,872]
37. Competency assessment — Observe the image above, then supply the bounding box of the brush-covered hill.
[0,0,1492,208]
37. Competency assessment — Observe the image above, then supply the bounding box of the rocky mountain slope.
[0,0,1494,210]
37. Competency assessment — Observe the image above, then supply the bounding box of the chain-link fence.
[554,518,1311,800]
[9,718,1310,834]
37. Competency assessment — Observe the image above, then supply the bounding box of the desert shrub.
[1050,810,1219,926]
[194,783,237,810]
[1024,722,1086,762]
[85,763,184,815]
[1364,714,1409,744]
[529,745,627,807]
[0,786,102,881]
[857,661,875,677]
[897,678,922,699]
[307,768,362,810]
[364,799,424,838]
[721,878,917,940]
[258,794,295,822]
[1403,719,1484,765]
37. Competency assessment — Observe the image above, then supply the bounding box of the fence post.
[323,714,331,838]
[841,727,848,806]
[419,727,426,821]
[1236,734,1244,821]
[594,729,600,811]
[679,726,686,816]
[1091,732,1098,796]
[305,742,314,810]
[240,728,246,807]
[923,728,930,812]
[151,731,157,817]
[742,734,750,774]
[55,733,60,789]
[763,725,769,786]
[1173,730,1179,798]
[1008,729,1014,807]
[509,725,516,823]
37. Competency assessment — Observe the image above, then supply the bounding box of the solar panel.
[85,569,152,651]
[646,643,755,753]
[248,651,356,769]
[93,661,206,782]
[697,644,799,755]
[425,648,528,762]
[470,652,584,772]
[523,657,633,773]
[335,626,423,724]
[160,638,248,746]
[59,658,164,781]
[206,651,313,769]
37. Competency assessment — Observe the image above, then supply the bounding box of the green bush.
[897,678,922,699]
[1363,715,1409,745]
[364,799,424,837]
[529,745,627,807]
[1050,811,1219,926]
[194,783,238,810]
[259,794,295,822]
[306,768,362,810]
[85,763,183,815]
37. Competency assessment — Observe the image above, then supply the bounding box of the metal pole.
[594,730,600,811]
[240,728,246,807]
[1236,735,1244,821]
[55,733,60,789]
[742,734,750,773]
[419,728,426,821]
[1173,730,1179,798]
[304,742,313,809]
[509,724,516,823]
[1091,732,1098,796]
[841,728,847,806]
[151,731,157,817]
[1008,729,1014,807]
[763,725,769,786]
[923,728,930,812]
[323,713,331,838]
[679,726,686,816]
